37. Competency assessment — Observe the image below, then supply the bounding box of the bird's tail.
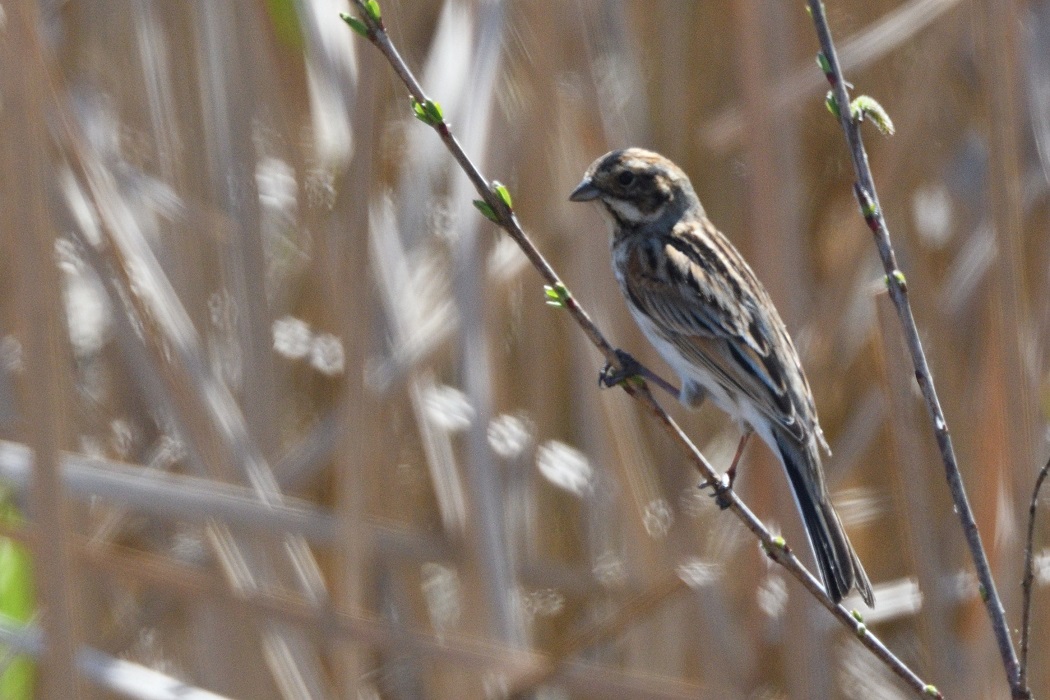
[774,430,875,607]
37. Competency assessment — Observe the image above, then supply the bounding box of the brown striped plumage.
[571,148,874,607]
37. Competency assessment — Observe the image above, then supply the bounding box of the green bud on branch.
[860,196,878,220]
[761,535,788,559]
[816,52,832,76]
[363,0,382,24]
[473,200,499,223]
[824,91,841,121]
[825,91,894,137]
[805,2,827,18]
[880,271,907,293]
[543,283,571,308]
[411,97,445,126]
[850,95,895,135]
[339,12,370,37]
[492,181,513,210]
[853,183,881,233]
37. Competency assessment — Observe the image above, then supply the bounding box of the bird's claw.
[699,434,745,510]
[699,470,735,510]
[599,349,642,389]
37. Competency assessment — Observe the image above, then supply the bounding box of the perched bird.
[570,148,874,607]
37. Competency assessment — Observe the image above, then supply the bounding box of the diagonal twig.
[806,2,1026,698]
[342,2,938,697]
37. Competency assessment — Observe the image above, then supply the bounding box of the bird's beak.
[569,178,600,202]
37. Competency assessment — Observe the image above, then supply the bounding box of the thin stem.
[348,3,938,696]
[1019,456,1049,689]
[806,2,1024,697]
[357,11,618,368]
[625,382,932,694]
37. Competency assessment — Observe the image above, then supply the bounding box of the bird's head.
[569,148,702,231]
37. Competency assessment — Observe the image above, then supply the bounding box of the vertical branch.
[1019,457,1049,689]
[805,2,1025,697]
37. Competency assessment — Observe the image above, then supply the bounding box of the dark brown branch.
[1019,455,1050,690]
[347,2,937,696]
[805,2,1025,698]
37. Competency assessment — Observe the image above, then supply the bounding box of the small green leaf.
[492,181,513,209]
[816,52,831,75]
[825,91,841,120]
[850,609,864,623]
[473,200,499,223]
[339,12,369,37]
[543,283,570,308]
[855,622,867,637]
[923,685,940,697]
[364,0,382,23]
[425,99,444,123]
[771,536,786,549]
[850,95,895,135]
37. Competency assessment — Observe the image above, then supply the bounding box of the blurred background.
[0,0,1048,698]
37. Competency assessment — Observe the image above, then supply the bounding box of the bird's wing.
[621,222,808,442]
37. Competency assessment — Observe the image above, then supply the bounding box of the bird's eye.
[617,171,636,187]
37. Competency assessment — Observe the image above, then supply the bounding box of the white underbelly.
[627,303,779,451]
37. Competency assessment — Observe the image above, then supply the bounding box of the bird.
[569,147,874,607]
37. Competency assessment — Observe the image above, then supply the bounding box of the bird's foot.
[699,472,734,510]
[600,350,682,400]
[698,430,750,510]
[599,349,644,389]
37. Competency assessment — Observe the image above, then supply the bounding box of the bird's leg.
[599,349,645,387]
[724,428,752,488]
[700,428,753,510]
[599,349,680,400]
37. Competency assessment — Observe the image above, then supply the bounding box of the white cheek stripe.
[608,198,657,224]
